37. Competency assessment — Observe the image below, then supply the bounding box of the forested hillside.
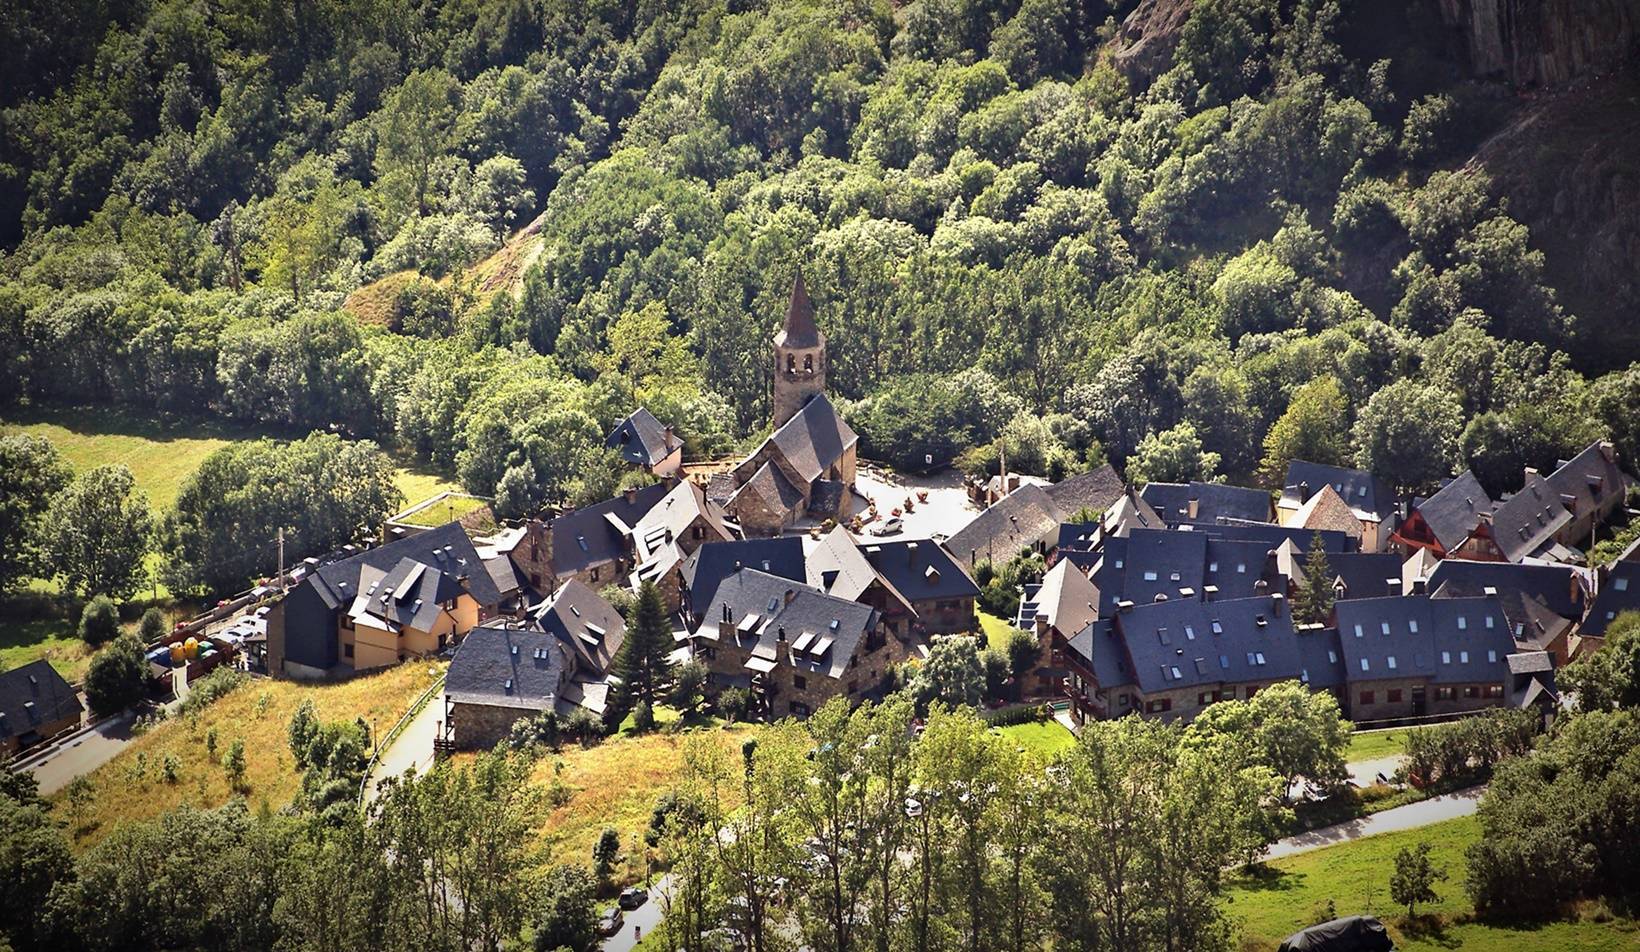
[5,0,1639,532]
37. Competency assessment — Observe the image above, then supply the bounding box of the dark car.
[1278,916,1395,952]
[597,907,624,937]
[619,886,649,910]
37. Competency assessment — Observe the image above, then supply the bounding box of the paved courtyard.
[848,464,979,541]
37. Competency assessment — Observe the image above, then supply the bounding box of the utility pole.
[277,527,286,592]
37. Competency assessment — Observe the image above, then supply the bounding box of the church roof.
[775,270,823,349]
[765,393,857,484]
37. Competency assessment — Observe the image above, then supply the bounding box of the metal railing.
[358,672,447,804]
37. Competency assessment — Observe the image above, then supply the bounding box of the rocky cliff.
[1435,0,1640,86]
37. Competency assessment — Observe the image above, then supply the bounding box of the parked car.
[1278,916,1394,952]
[871,517,903,537]
[597,907,624,937]
[619,886,649,910]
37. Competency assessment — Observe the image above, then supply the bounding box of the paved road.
[26,713,138,795]
[364,690,446,802]
[603,876,673,952]
[1263,786,1485,861]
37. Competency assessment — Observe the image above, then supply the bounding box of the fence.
[357,673,447,803]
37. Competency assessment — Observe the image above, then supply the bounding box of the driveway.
[603,875,674,952]
[1263,786,1486,861]
[364,690,446,802]
[25,713,138,795]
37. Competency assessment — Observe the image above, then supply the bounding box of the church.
[713,272,860,536]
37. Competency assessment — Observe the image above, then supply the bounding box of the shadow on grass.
[1398,913,1461,949]
[3,402,295,445]
[1232,863,1306,895]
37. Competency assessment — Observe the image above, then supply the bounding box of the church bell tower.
[772,269,826,428]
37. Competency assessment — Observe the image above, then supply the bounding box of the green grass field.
[993,719,1076,759]
[1224,815,1640,951]
[978,610,1017,649]
[1346,725,1431,763]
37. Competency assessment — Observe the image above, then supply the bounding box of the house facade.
[0,660,82,756]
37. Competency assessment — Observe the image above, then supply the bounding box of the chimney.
[1187,495,1200,521]
[663,424,675,453]
[1271,592,1285,616]
[1299,479,1310,501]
[1412,576,1427,595]
[1117,599,1135,614]
[784,589,797,606]
[777,626,787,643]
[1203,584,1219,601]
[1388,578,1403,595]
[624,486,637,504]
[907,540,919,564]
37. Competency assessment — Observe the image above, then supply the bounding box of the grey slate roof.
[0,660,80,741]
[1022,558,1099,636]
[1412,471,1493,553]
[729,460,806,517]
[682,537,807,614]
[1139,481,1274,526]
[1583,560,1640,636]
[1424,559,1584,623]
[946,484,1065,567]
[310,521,503,613]
[861,538,980,604]
[1334,595,1515,686]
[763,394,857,484]
[1280,461,1399,524]
[1294,628,1347,691]
[606,407,675,467]
[550,482,672,575]
[533,579,626,674]
[1056,523,1100,552]
[1046,464,1125,517]
[1322,553,1405,601]
[697,569,878,680]
[1112,595,1302,695]
[446,622,569,711]
[1487,472,1571,562]
[1115,529,1210,605]
[348,556,468,632]
[1185,521,1355,553]
[1066,618,1127,689]
[775,271,823,349]
[1545,441,1628,526]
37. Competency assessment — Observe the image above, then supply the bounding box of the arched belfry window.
[804,353,814,372]
[786,353,796,372]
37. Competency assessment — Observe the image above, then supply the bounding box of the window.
[1457,616,1468,630]
[1387,655,1398,670]
[1485,615,1495,629]
[791,701,811,716]
[1255,652,1266,665]
[1114,559,1124,569]
[1486,684,1504,698]
[804,354,813,372]
[1617,577,1630,592]
[793,676,807,690]
[1246,651,1256,665]
[1460,651,1469,663]
[1359,690,1376,705]
[1170,665,1183,680]
[1328,649,1338,663]
[1463,686,1480,699]
[1360,658,1370,672]
[1388,689,1403,703]
[1236,563,1247,574]
[344,643,354,659]
[1219,654,1230,669]
[1198,691,1211,705]
[1157,627,1170,645]
[1441,651,1451,664]
[1488,650,1498,663]
[1143,571,1159,581]
[1381,621,1391,635]
[1437,686,1455,701]
[1211,620,1223,635]
[786,353,796,372]
[1208,562,1219,573]
[590,567,600,582]
[1353,624,1364,638]
[1409,619,1419,633]
[1119,694,1131,708]
[1145,698,1173,714]
[1184,625,1196,640]
[341,615,354,630]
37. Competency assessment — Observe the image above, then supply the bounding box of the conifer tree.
[1295,532,1336,624]
[608,581,674,726]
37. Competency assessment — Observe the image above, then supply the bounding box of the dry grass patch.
[513,723,759,887]
[54,662,444,849]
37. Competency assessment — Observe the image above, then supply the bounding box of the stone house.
[1334,595,1518,722]
[858,538,981,635]
[607,406,683,478]
[0,660,81,756]
[1279,461,1400,553]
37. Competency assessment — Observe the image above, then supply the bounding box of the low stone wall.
[447,699,537,751]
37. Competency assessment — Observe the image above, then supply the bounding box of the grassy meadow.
[994,719,1077,759]
[1224,815,1640,951]
[51,662,444,848]
[1345,725,1431,763]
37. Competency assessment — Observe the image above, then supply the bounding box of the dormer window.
[1617,577,1631,592]
[1457,616,1467,630]
[1409,619,1418,634]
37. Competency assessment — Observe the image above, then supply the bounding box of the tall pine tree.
[607,581,674,727]
[1294,532,1336,624]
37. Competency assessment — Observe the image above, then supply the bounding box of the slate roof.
[1112,595,1302,695]
[1056,523,1100,553]
[1322,553,1405,601]
[1294,627,1347,691]
[729,460,806,518]
[1184,522,1355,553]
[1334,595,1515,686]
[1424,559,1584,622]
[1021,559,1099,636]
[946,484,1066,567]
[550,482,672,575]
[1289,485,1364,540]
[762,394,856,485]
[0,660,80,742]
[1116,529,1210,605]
[446,622,571,711]
[1545,441,1627,525]
[1411,471,1493,553]
[533,579,626,673]
[806,526,888,602]
[861,538,980,604]
[1045,464,1126,517]
[310,521,503,614]
[1510,596,1573,652]
[682,537,807,615]
[696,569,878,680]
[1204,538,1284,600]
[1066,619,1126,689]
[631,480,731,570]
[1139,481,1274,526]
[1097,491,1166,539]
[1280,461,1399,524]
[347,556,468,632]
[1487,472,1572,562]
[775,270,823,349]
[606,407,675,467]
[1583,560,1640,636]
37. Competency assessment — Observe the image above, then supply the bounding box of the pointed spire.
[775,266,823,348]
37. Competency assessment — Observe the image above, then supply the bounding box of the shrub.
[136,607,168,642]
[179,667,247,717]
[79,595,120,645]
[718,687,750,723]
[84,634,147,717]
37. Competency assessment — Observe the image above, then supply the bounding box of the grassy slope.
[977,610,1016,650]
[53,662,444,848]
[994,720,1076,759]
[1224,815,1640,951]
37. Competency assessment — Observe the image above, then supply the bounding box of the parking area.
[850,464,979,541]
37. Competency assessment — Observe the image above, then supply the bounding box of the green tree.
[1390,842,1446,917]
[534,862,598,952]
[608,581,673,726]
[84,633,147,717]
[1293,533,1336,624]
[668,659,708,715]
[1560,613,1640,711]
[0,434,72,592]
[1258,377,1351,484]
[136,607,167,642]
[1126,421,1221,484]
[912,635,986,710]
[40,464,152,599]
[78,595,120,645]
[1352,380,1463,492]
[0,780,76,950]
[222,738,247,790]
[376,68,460,218]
